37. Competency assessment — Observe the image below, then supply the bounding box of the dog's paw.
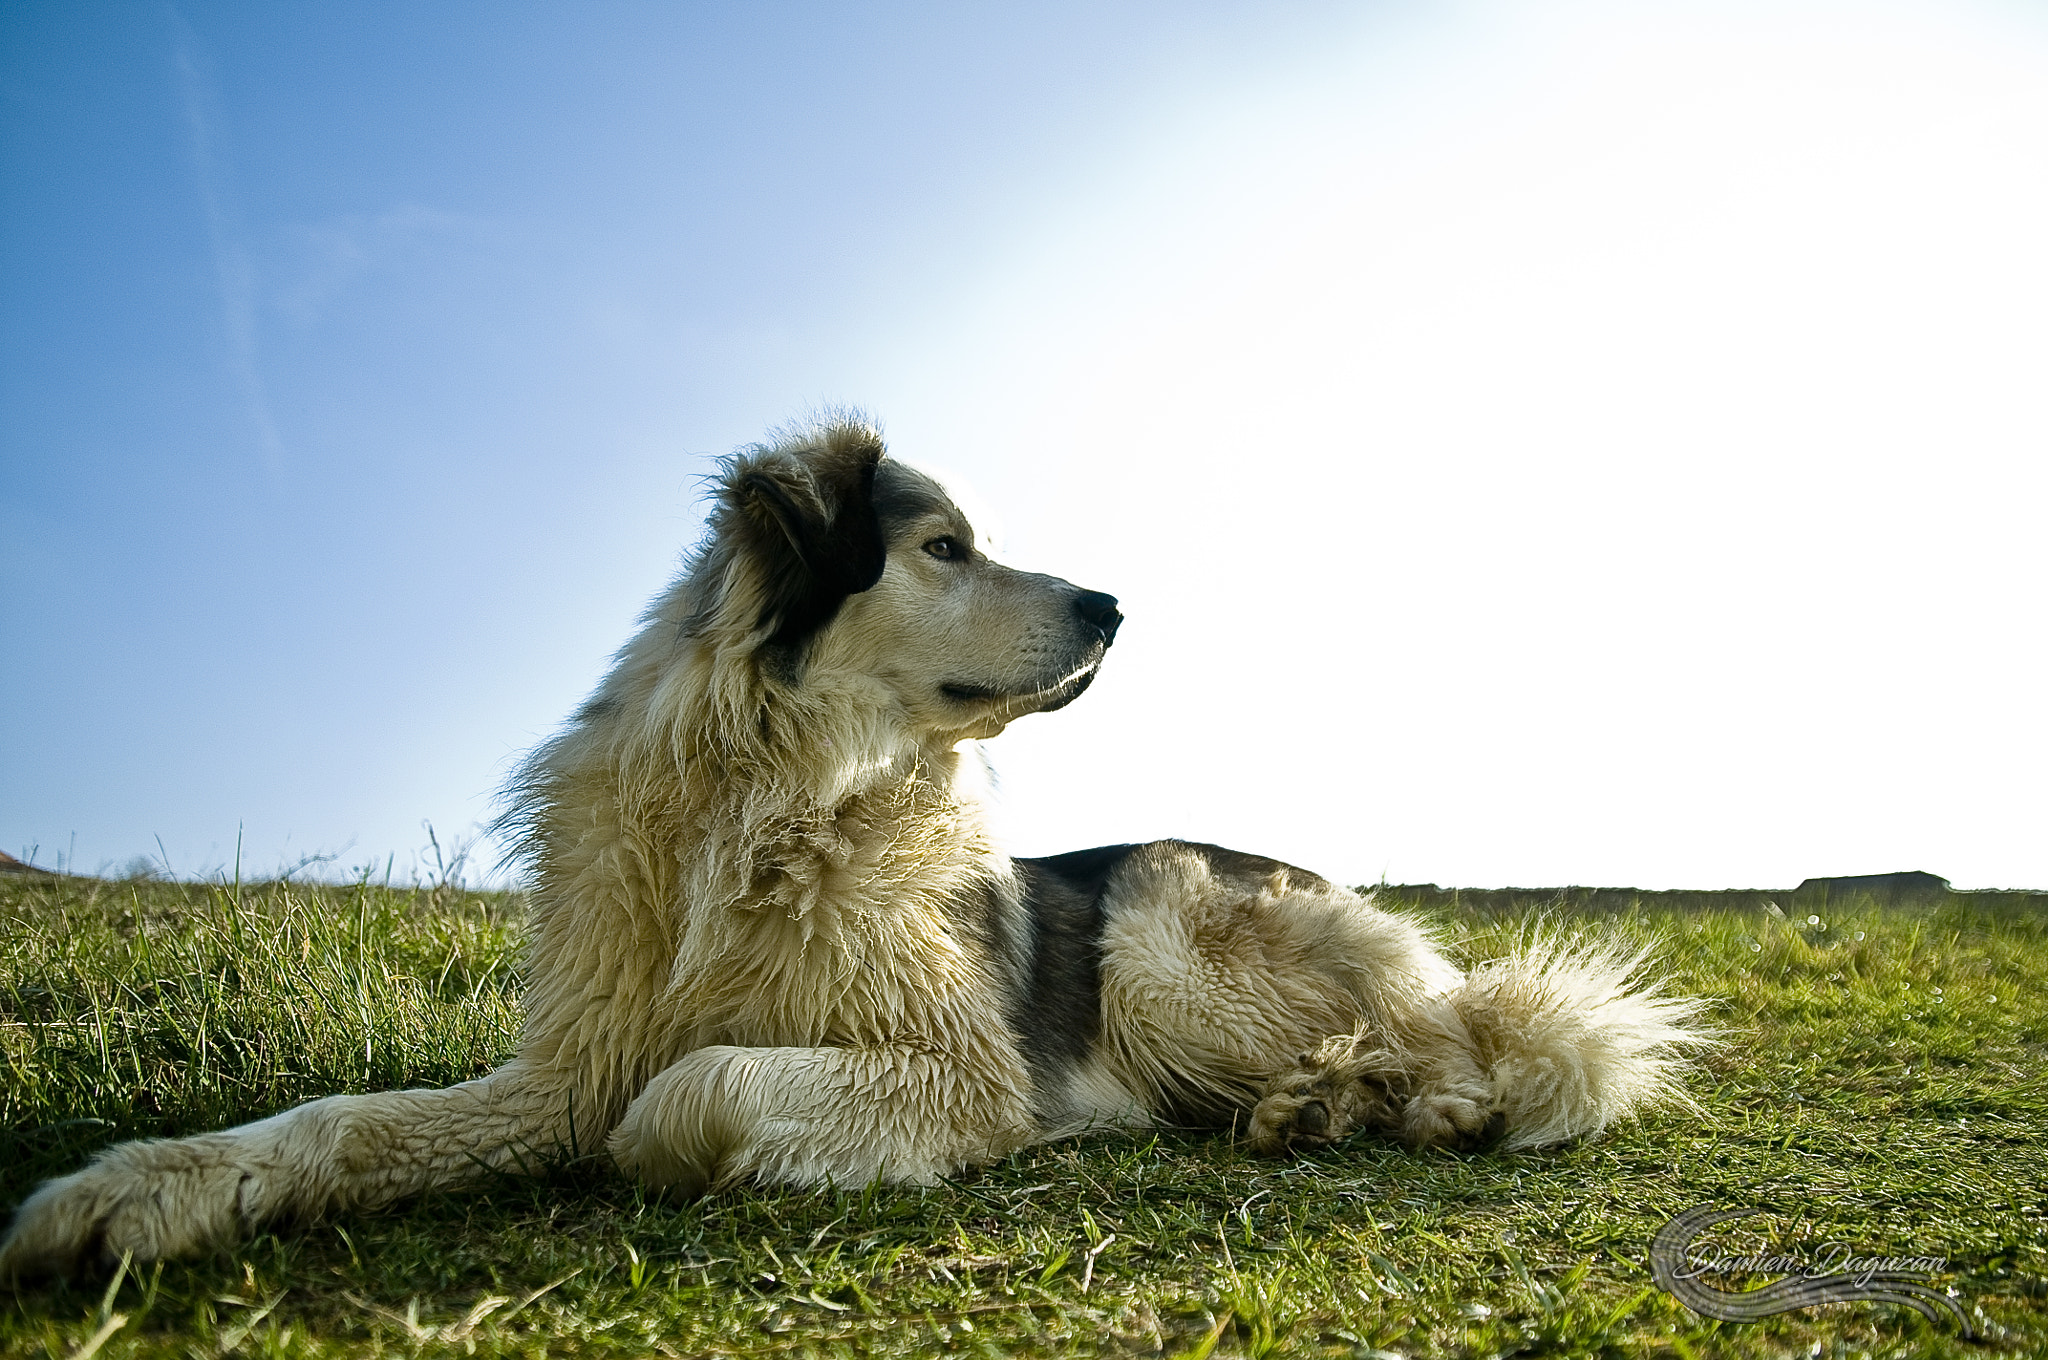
[1397,1093,1508,1152]
[607,1104,715,1199]
[1,1135,260,1279]
[1246,1039,1405,1156]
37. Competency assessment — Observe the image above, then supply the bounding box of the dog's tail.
[1445,932,1716,1149]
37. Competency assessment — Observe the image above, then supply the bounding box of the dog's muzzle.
[938,587,1121,713]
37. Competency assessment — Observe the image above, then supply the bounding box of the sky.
[3,0,2043,891]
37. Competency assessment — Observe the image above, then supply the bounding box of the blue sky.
[4,1,2044,889]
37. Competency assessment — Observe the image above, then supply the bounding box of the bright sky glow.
[4,1,2043,889]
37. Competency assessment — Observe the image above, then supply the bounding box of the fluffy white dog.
[1,417,1707,1276]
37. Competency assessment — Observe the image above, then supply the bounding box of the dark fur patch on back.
[1162,840,1334,895]
[1007,844,1139,1084]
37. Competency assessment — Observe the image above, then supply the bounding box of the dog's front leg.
[608,1044,1031,1197]
[0,1059,579,1277]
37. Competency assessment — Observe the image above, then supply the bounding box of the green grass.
[3,871,2043,1358]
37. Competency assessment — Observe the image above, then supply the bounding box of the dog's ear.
[726,426,887,650]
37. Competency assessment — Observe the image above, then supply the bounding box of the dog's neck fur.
[507,598,1015,1076]
[665,645,1018,1057]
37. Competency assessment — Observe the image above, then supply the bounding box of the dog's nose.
[1074,590,1122,645]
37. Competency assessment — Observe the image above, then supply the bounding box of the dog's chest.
[670,892,999,1052]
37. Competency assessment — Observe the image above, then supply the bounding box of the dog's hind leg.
[1247,937,1711,1156]
[1091,842,1474,1136]
[607,1044,1033,1197]
[0,1059,579,1278]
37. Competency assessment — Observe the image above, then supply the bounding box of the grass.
[2,870,2043,1358]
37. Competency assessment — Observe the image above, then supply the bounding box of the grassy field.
[1,870,2042,1358]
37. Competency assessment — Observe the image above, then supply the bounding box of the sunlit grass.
[2,872,2042,1357]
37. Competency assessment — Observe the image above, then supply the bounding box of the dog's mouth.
[940,652,1104,715]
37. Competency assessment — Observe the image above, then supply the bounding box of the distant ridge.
[1383,871,1957,897]
[1794,871,1951,900]
[1372,872,2047,913]
[0,850,52,876]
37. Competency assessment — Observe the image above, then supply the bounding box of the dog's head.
[704,417,1121,746]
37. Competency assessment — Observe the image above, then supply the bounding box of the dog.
[0,416,1708,1276]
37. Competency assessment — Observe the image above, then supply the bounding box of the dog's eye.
[923,537,962,561]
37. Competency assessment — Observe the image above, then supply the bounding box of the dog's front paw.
[1246,1039,1405,1156]
[607,1100,715,1199]
[1,1135,260,1279]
